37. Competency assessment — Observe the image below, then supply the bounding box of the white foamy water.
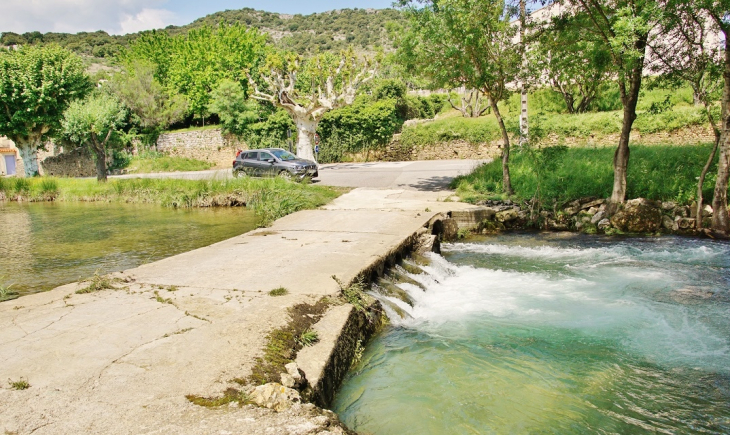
[375,238,730,373]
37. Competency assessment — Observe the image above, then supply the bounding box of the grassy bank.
[452,144,718,205]
[0,176,343,226]
[116,151,214,174]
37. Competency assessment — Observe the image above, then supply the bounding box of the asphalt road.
[113,159,486,191]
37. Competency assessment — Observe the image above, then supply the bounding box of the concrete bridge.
[0,162,485,434]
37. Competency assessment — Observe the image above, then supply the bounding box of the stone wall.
[41,148,96,178]
[156,129,247,169]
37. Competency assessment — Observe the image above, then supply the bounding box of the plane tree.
[0,45,89,176]
[247,47,377,161]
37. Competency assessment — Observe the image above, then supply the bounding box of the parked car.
[232,148,318,180]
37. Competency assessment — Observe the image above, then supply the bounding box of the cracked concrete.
[0,188,478,434]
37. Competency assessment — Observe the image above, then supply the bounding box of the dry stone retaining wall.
[156,129,247,169]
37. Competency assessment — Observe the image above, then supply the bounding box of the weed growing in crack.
[269,287,289,297]
[9,378,30,390]
[153,291,173,304]
[331,275,368,313]
[0,276,19,302]
[351,340,365,368]
[76,271,123,294]
[298,329,319,347]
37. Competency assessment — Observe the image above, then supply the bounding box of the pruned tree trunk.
[488,94,513,196]
[709,19,730,236]
[15,139,40,177]
[518,0,528,145]
[94,146,108,182]
[293,116,317,162]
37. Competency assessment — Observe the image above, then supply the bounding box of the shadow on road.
[401,175,456,191]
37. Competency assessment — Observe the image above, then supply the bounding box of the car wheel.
[278,170,293,181]
[232,168,240,178]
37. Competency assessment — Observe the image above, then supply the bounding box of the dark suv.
[232,148,319,180]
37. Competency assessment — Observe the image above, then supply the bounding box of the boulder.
[250,383,301,412]
[590,211,605,225]
[609,198,662,233]
[703,205,713,217]
[662,215,674,230]
[597,218,612,231]
[677,217,696,230]
[661,201,677,211]
[284,362,307,389]
[496,208,519,223]
[580,199,605,210]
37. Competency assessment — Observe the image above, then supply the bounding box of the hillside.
[0,8,403,62]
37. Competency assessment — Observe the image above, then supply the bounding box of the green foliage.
[298,329,320,347]
[208,80,259,137]
[9,378,30,390]
[121,24,267,120]
[0,45,89,175]
[452,144,719,205]
[269,287,289,296]
[76,271,121,294]
[0,276,19,302]
[110,61,187,142]
[62,92,128,148]
[331,275,368,313]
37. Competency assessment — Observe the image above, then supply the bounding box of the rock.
[591,211,605,225]
[677,217,696,230]
[597,218,611,231]
[250,383,301,412]
[586,207,598,216]
[703,205,713,217]
[580,199,605,210]
[284,362,306,389]
[441,218,460,242]
[280,373,297,389]
[662,215,674,230]
[661,201,677,211]
[610,198,662,233]
[496,208,519,223]
[676,206,690,218]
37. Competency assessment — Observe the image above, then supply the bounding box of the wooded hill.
[0,8,403,60]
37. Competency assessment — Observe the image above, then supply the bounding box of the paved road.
[113,159,486,191]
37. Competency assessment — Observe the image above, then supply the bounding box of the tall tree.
[530,11,612,113]
[649,0,723,232]
[696,0,730,236]
[0,45,89,176]
[564,0,660,213]
[61,92,128,182]
[396,0,520,195]
[120,24,267,124]
[110,61,188,144]
[248,48,377,161]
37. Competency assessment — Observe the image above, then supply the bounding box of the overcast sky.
[1,0,396,36]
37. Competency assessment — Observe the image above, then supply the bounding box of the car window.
[246,152,258,160]
[259,152,274,161]
[270,149,297,161]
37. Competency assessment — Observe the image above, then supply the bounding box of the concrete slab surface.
[0,188,478,434]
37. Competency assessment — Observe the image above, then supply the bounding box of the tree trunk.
[489,96,513,196]
[696,105,722,231]
[711,29,730,236]
[93,142,108,182]
[15,139,40,177]
[606,61,644,215]
[294,116,317,162]
[519,0,528,145]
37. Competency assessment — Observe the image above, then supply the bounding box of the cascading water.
[334,234,730,434]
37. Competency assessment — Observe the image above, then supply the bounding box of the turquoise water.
[0,202,257,295]
[334,234,730,434]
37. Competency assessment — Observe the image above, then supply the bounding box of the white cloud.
[0,0,178,35]
[120,8,176,34]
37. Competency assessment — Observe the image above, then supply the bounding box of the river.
[334,233,730,434]
[0,202,257,296]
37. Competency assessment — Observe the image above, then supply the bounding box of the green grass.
[165,124,221,134]
[269,287,289,297]
[0,176,342,227]
[126,151,214,174]
[298,329,320,347]
[9,378,30,390]
[452,143,718,205]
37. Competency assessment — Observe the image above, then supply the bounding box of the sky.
[1,0,396,36]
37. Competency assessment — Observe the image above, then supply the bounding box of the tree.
[121,24,267,124]
[62,92,128,182]
[696,0,730,236]
[396,0,520,195]
[248,48,377,161]
[563,0,660,213]
[649,1,723,232]
[0,45,89,176]
[110,60,187,144]
[530,12,612,114]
